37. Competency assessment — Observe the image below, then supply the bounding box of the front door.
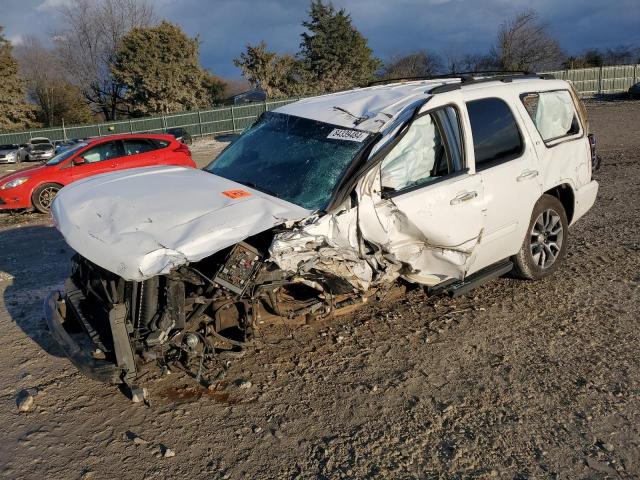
[358,102,485,285]
[72,140,125,181]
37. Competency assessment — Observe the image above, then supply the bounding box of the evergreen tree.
[0,26,35,131]
[111,21,209,115]
[299,1,380,92]
[234,42,305,98]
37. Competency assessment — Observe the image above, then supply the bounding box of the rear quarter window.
[521,90,580,143]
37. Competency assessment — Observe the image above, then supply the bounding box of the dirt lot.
[0,101,638,479]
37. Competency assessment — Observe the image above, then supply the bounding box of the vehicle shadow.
[213,133,240,143]
[0,223,71,357]
[589,93,635,102]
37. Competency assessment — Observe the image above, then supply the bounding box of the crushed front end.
[45,230,398,385]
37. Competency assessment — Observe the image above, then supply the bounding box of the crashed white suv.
[46,73,598,386]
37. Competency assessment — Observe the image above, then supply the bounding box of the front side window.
[380,106,464,193]
[46,142,88,165]
[521,90,580,143]
[467,98,523,169]
[207,112,372,211]
[82,141,123,163]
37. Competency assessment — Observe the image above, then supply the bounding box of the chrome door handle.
[517,170,539,181]
[450,191,478,205]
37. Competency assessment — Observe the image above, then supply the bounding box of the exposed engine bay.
[50,228,406,386]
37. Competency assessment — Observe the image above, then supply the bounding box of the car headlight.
[1,177,29,189]
[5,151,16,159]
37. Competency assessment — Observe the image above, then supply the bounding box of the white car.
[0,144,21,164]
[45,73,598,387]
[18,137,55,162]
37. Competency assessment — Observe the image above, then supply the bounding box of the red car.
[0,134,195,213]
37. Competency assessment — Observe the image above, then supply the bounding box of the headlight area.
[1,177,29,190]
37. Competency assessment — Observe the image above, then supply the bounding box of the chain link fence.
[1,64,638,145]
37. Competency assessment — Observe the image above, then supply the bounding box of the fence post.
[598,66,603,94]
[231,105,236,132]
[129,119,133,133]
[62,118,67,141]
[264,99,268,113]
[197,110,203,137]
[635,64,638,83]
[97,124,102,137]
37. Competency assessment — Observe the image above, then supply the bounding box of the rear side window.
[124,139,157,156]
[466,98,523,169]
[521,90,580,143]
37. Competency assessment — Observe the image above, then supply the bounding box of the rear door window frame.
[465,96,525,172]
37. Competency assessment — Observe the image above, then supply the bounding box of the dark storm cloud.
[2,0,639,77]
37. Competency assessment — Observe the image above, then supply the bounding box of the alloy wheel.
[530,208,564,269]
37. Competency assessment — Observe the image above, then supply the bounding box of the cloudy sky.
[2,0,639,77]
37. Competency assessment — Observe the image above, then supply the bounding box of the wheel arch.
[30,181,65,209]
[543,183,575,224]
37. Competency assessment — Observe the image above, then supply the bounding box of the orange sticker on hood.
[222,189,252,199]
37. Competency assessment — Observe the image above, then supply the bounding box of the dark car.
[629,82,640,99]
[55,139,83,154]
[165,127,193,145]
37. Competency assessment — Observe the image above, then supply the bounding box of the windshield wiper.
[235,180,281,199]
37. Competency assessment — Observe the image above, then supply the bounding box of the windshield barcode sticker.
[327,129,368,142]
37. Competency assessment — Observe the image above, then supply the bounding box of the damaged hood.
[51,166,310,281]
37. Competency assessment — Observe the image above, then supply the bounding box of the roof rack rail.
[428,71,555,94]
[368,70,552,88]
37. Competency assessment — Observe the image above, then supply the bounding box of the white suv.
[46,73,599,386]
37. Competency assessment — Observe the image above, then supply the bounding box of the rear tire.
[512,194,568,280]
[32,183,63,213]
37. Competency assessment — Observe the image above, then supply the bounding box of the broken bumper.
[44,291,119,383]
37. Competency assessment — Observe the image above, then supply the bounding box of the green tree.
[111,21,209,115]
[202,72,227,106]
[299,0,380,92]
[0,27,35,131]
[234,42,305,98]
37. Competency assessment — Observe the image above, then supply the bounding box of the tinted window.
[124,139,156,155]
[521,90,580,142]
[467,98,523,168]
[381,106,464,193]
[82,141,123,163]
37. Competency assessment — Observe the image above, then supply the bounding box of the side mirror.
[74,156,86,165]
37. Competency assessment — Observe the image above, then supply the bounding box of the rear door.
[358,97,486,285]
[71,140,125,181]
[461,94,543,273]
[120,138,164,169]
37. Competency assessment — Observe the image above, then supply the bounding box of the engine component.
[213,242,262,296]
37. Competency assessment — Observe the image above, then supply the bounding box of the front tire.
[512,194,569,280]
[32,183,62,213]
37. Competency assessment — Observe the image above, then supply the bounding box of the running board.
[428,261,513,299]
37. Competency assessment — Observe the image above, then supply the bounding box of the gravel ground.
[0,101,638,479]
